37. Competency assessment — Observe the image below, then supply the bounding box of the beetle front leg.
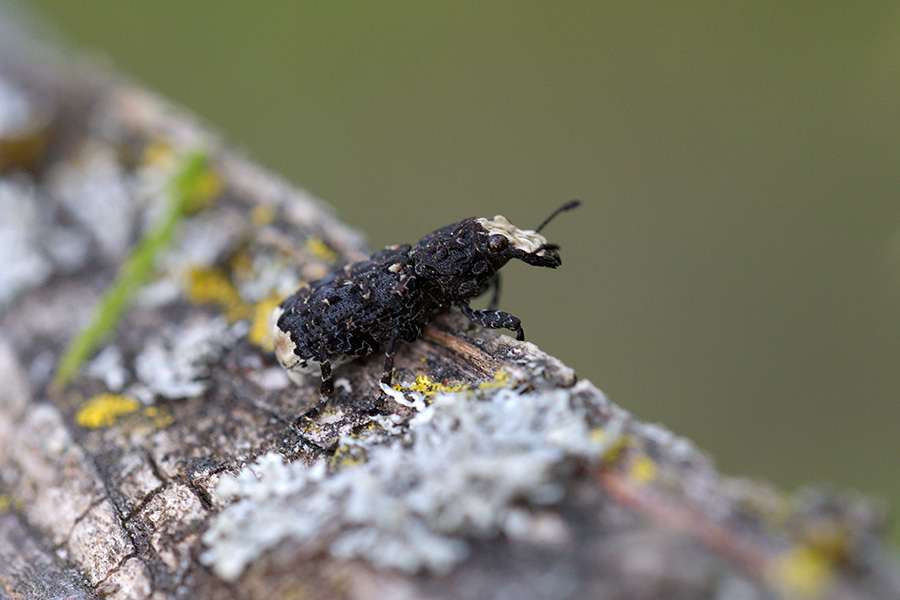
[294,349,334,424]
[455,300,525,341]
[486,272,501,311]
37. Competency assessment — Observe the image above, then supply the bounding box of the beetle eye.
[488,234,508,252]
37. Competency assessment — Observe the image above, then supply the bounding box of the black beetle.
[274,200,580,417]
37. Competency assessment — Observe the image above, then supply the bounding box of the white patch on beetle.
[273,307,305,378]
[476,215,550,255]
[272,306,351,386]
[388,262,403,273]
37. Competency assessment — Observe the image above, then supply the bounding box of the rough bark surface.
[2,27,899,600]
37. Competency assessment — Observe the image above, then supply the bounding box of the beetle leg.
[381,332,398,386]
[319,357,334,396]
[295,347,334,424]
[454,300,525,341]
[486,272,501,311]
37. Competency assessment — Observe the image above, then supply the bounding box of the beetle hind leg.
[454,300,525,341]
[380,332,399,387]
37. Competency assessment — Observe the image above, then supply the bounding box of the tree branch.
[1,27,898,600]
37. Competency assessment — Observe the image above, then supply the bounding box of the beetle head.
[474,199,580,269]
[474,215,561,268]
[410,200,579,302]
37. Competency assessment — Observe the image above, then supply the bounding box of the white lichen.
[163,215,236,274]
[0,178,52,306]
[132,316,237,402]
[0,76,34,136]
[201,382,622,580]
[85,345,128,392]
[49,146,136,262]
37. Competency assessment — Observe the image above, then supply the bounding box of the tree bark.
[1,27,898,600]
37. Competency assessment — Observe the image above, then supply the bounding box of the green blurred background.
[21,2,900,540]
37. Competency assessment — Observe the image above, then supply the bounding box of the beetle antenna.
[535,199,581,233]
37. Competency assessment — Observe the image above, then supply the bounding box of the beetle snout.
[520,244,561,268]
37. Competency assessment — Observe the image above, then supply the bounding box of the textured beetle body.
[274,201,579,414]
[274,244,425,383]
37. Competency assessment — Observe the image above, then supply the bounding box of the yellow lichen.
[400,373,468,395]
[141,139,175,167]
[184,266,252,322]
[142,405,175,428]
[229,251,256,281]
[601,434,631,465]
[185,167,224,213]
[305,237,339,263]
[396,370,512,396]
[768,545,836,600]
[328,444,367,470]
[250,203,278,226]
[628,455,658,483]
[588,427,607,443]
[0,494,23,512]
[76,393,140,429]
[249,294,283,350]
[478,369,512,389]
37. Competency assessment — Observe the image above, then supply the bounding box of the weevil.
[274,200,580,418]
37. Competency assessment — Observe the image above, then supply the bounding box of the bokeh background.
[20,2,900,542]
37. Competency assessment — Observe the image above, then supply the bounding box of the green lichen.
[53,151,219,389]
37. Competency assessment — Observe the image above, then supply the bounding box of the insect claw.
[367,396,389,416]
[292,409,316,427]
[294,394,331,424]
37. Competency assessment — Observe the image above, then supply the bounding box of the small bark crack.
[122,483,169,523]
[183,478,214,512]
[145,449,168,485]
[61,494,111,549]
[91,550,138,594]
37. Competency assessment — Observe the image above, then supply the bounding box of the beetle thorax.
[409,219,497,303]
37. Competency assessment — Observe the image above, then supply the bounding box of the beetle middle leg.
[454,300,525,341]
[364,332,400,415]
[318,357,334,396]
